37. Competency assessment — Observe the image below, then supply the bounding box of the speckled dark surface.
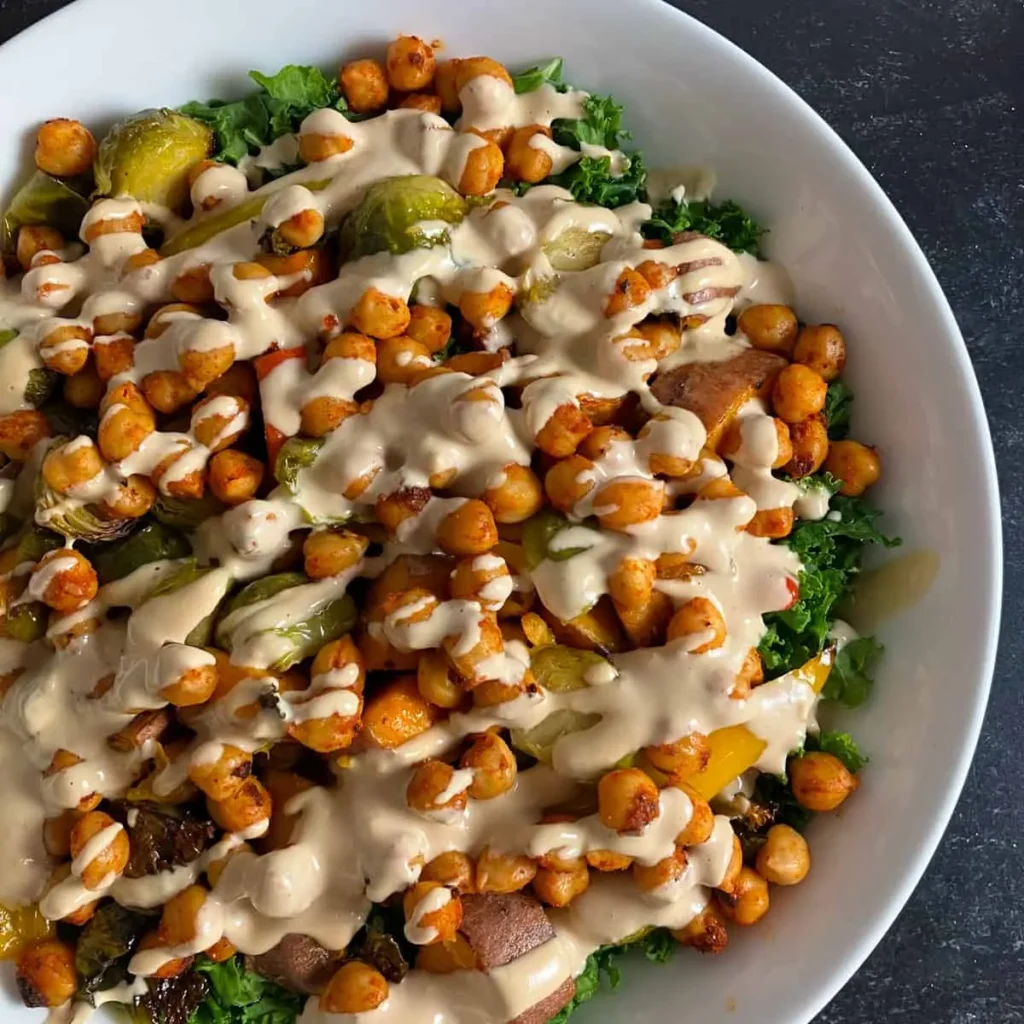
[0,0,1019,1019]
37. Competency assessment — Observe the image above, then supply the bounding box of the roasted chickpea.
[160,660,218,707]
[188,744,252,801]
[300,394,359,437]
[160,884,210,946]
[38,323,90,376]
[375,486,431,534]
[141,369,199,415]
[208,449,264,506]
[320,961,389,1013]
[205,841,252,888]
[298,127,354,163]
[63,361,104,409]
[772,363,828,424]
[824,439,881,496]
[666,597,726,653]
[17,226,63,271]
[476,847,537,894]
[340,59,389,113]
[644,732,710,781]
[363,676,441,749]
[455,57,514,95]
[416,648,465,709]
[793,323,846,382]
[543,454,596,514]
[789,751,859,811]
[15,938,77,1008]
[422,851,476,893]
[99,474,156,520]
[604,268,651,317]
[460,731,517,800]
[42,436,103,494]
[386,35,436,91]
[674,782,715,847]
[633,847,688,893]
[376,334,435,384]
[400,93,443,114]
[482,463,544,524]
[785,413,830,479]
[135,928,194,978]
[35,118,97,177]
[755,823,811,886]
[535,402,592,458]
[533,859,590,907]
[506,125,554,184]
[434,59,463,113]
[92,332,135,381]
[0,409,50,460]
[671,905,729,955]
[585,849,634,873]
[303,528,369,579]
[171,263,215,304]
[597,768,660,835]
[459,280,514,331]
[350,287,411,339]
[746,507,795,539]
[207,776,272,834]
[406,759,470,817]
[70,810,129,890]
[405,304,452,353]
[436,499,498,556]
[718,833,744,895]
[458,133,504,196]
[403,881,463,944]
[444,613,506,685]
[737,304,798,355]
[593,479,664,532]
[717,865,770,926]
[32,548,98,614]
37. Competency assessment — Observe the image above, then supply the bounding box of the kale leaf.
[642,197,766,256]
[512,57,565,94]
[824,380,854,439]
[547,151,647,208]
[552,93,631,151]
[186,956,304,1024]
[822,636,885,709]
[811,730,869,773]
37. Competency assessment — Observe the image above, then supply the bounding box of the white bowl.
[0,0,1001,1021]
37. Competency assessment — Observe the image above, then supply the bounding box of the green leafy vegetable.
[145,558,210,601]
[824,380,854,439]
[822,636,885,708]
[548,152,646,208]
[114,801,217,878]
[811,729,868,772]
[552,94,630,151]
[642,197,766,256]
[751,771,814,833]
[188,955,304,1024]
[1,170,90,253]
[75,902,150,994]
[512,57,565,94]
[182,65,346,167]
[92,522,191,585]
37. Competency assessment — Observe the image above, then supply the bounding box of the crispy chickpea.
[17,226,63,271]
[435,59,463,112]
[731,647,765,700]
[121,247,162,275]
[171,262,215,304]
[476,847,537,894]
[38,323,91,376]
[578,425,630,461]
[400,92,443,114]
[674,782,715,847]
[275,208,326,250]
[785,413,830,479]
[376,486,431,534]
[597,768,660,835]
[458,133,504,197]
[34,118,96,177]
[455,56,514,95]
[405,304,451,353]
[604,268,651,317]
[505,125,554,184]
[320,961,389,1014]
[672,905,729,955]
[15,938,77,1008]
[445,613,507,687]
[303,528,369,579]
[151,444,206,499]
[92,332,135,381]
[594,479,664,532]
[386,35,436,91]
[634,847,688,893]
[42,436,103,494]
[42,811,76,858]
[644,732,710,781]
[746,507,795,539]
[300,394,358,437]
[543,454,596,514]
[756,824,811,886]
[824,439,882,496]
[363,675,441,749]
[472,676,526,708]
[204,361,259,405]
[141,369,199,414]
[310,635,366,697]
[533,859,590,908]
[737,304,798,355]
[772,363,828,424]
[63,361,104,409]
[45,863,97,924]
[789,751,859,811]
[436,499,498,556]
[298,129,354,163]
[207,776,272,834]
[205,937,237,963]
[422,851,476,893]
[482,463,543,524]
[635,260,678,291]
[99,474,156,520]
[376,335,434,384]
[449,553,512,613]
[460,731,517,800]
[585,849,634,872]
[667,597,726,653]
[136,929,194,978]
[160,661,218,707]
[720,415,793,470]
[718,833,744,895]
[407,759,470,817]
[716,866,770,926]
[189,744,252,801]
[0,409,50,460]
[70,810,129,890]
[403,880,463,944]
[634,319,682,360]
[191,394,248,451]
[793,323,846,382]
[535,402,592,458]
[414,649,463,710]
[340,58,389,113]
[32,548,97,614]
[160,884,209,946]
[459,280,514,331]
[208,449,264,506]
[350,287,411,339]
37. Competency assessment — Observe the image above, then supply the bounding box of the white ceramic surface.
[0,0,1001,1021]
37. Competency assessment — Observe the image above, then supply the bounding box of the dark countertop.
[0,0,1020,1020]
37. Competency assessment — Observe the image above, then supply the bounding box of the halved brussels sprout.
[0,602,47,643]
[522,510,593,570]
[274,436,324,494]
[92,522,191,586]
[544,597,628,653]
[338,175,468,261]
[75,902,150,994]
[530,644,610,693]
[517,272,560,308]
[219,572,307,622]
[0,330,57,409]
[143,558,227,647]
[9,526,62,564]
[94,109,213,211]
[1,170,90,252]
[152,493,226,530]
[543,227,611,271]
[511,709,601,765]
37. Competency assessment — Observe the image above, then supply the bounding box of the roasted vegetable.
[511,709,601,765]
[143,559,229,646]
[0,602,47,643]
[139,969,209,1024]
[541,597,627,653]
[522,511,594,570]
[92,522,191,585]
[94,109,212,211]
[530,645,608,693]
[338,175,468,260]
[247,934,337,995]
[113,801,217,879]
[274,436,324,494]
[0,904,53,961]
[543,226,611,271]
[0,330,58,409]
[151,493,226,530]
[1,170,89,252]
[75,902,150,994]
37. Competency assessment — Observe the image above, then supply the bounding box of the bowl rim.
[0,0,1004,1020]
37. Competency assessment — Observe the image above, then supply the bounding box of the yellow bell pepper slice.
[0,903,54,960]
[687,645,835,801]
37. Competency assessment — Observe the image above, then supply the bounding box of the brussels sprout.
[522,510,593,570]
[9,526,62,564]
[1,170,90,252]
[530,644,610,693]
[511,708,601,765]
[0,602,47,643]
[152,492,226,530]
[92,522,192,585]
[143,558,225,646]
[39,398,96,437]
[138,966,210,1024]
[338,175,468,261]
[543,226,611,271]
[0,330,56,410]
[517,272,560,308]
[219,572,307,622]
[112,800,217,878]
[94,109,213,211]
[274,436,324,494]
[75,902,150,994]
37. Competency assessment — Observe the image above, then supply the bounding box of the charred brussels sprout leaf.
[348,906,410,984]
[0,602,47,643]
[522,510,594,570]
[0,331,58,409]
[139,969,210,1024]
[94,109,213,211]
[144,558,209,600]
[93,522,192,585]
[1,170,90,252]
[75,902,150,994]
[339,175,468,260]
[112,801,217,879]
[220,572,308,621]
[10,526,63,564]
[274,436,324,493]
[530,645,609,693]
[151,493,226,530]
[511,708,601,765]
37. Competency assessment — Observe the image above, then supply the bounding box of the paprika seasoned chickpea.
[460,731,517,800]
[45,863,98,924]
[386,35,436,91]
[793,323,847,381]
[674,782,715,847]
[42,436,104,494]
[320,961,389,1014]
[190,394,249,451]
[363,675,442,749]
[93,332,135,381]
[340,59,389,113]
[672,905,729,955]
[534,402,593,458]
[585,849,634,872]
[444,613,506,685]
[459,279,515,331]
[275,208,326,250]
[476,847,537,894]
[39,323,91,376]
[506,125,554,184]
[716,866,770,926]
[160,884,210,946]
[435,59,463,113]
[170,262,215,304]
[737,303,798,355]
[772,363,828,424]
[533,859,590,907]
[578,425,631,461]
[785,413,830,479]
[824,439,882,496]
[376,335,435,384]
[160,660,218,707]
[350,287,411,339]
[0,409,50,460]
[406,304,452,353]
[35,118,96,177]
[544,454,596,514]
[400,93,443,114]
[755,823,811,886]
[300,394,359,437]
[99,474,156,520]
[70,810,129,890]
[746,506,795,539]
[32,548,98,614]
[604,267,652,317]
[17,226,64,271]
[141,369,200,415]
[188,743,253,801]
[454,56,514,95]
[482,463,544,523]
[15,938,77,1008]
[403,881,463,944]
[449,553,512,613]
[633,847,688,893]
[303,528,369,579]
[422,850,476,893]
[597,767,660,835]
[63,361,104,409]
[667,597,727,653]
[594,478,665,532]
[407,759,470,817]
[436,499,499,556]
[298,127,354,163]
[310,636,366,696]
[207,776,273,834]
[208,449,264,506]
[458,133,504,196]
[417,648,465,709]
[789,751,859,811]
[136,929,194,978]
[644,732,710,781]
